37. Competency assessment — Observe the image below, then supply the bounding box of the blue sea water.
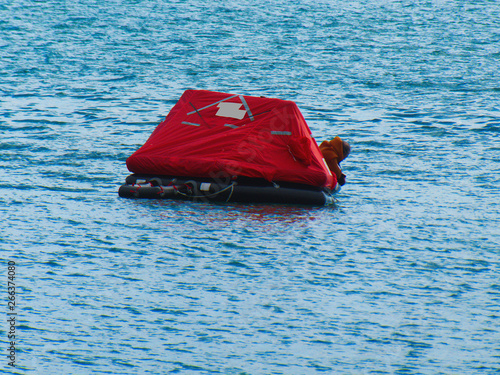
[1,0,500,373]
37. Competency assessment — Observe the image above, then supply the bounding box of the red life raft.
[119,90,339,205]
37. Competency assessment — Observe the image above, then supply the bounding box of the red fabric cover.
[126,90,336,188]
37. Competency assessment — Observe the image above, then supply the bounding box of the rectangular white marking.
[216,102,246,119]
[200,183,211,191]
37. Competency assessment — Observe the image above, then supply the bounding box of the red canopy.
[126,90,336,188]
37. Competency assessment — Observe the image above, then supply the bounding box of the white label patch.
[200,183,211,191]
[216,102,246,120]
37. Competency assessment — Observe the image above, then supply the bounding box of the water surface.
[1,1,499,373]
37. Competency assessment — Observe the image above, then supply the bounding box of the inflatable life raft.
[119,174,337,206]
[119,90,342,206]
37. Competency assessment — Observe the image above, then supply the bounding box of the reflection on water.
[124,199,340,240]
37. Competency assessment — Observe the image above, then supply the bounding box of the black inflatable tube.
[118,174,335,206]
